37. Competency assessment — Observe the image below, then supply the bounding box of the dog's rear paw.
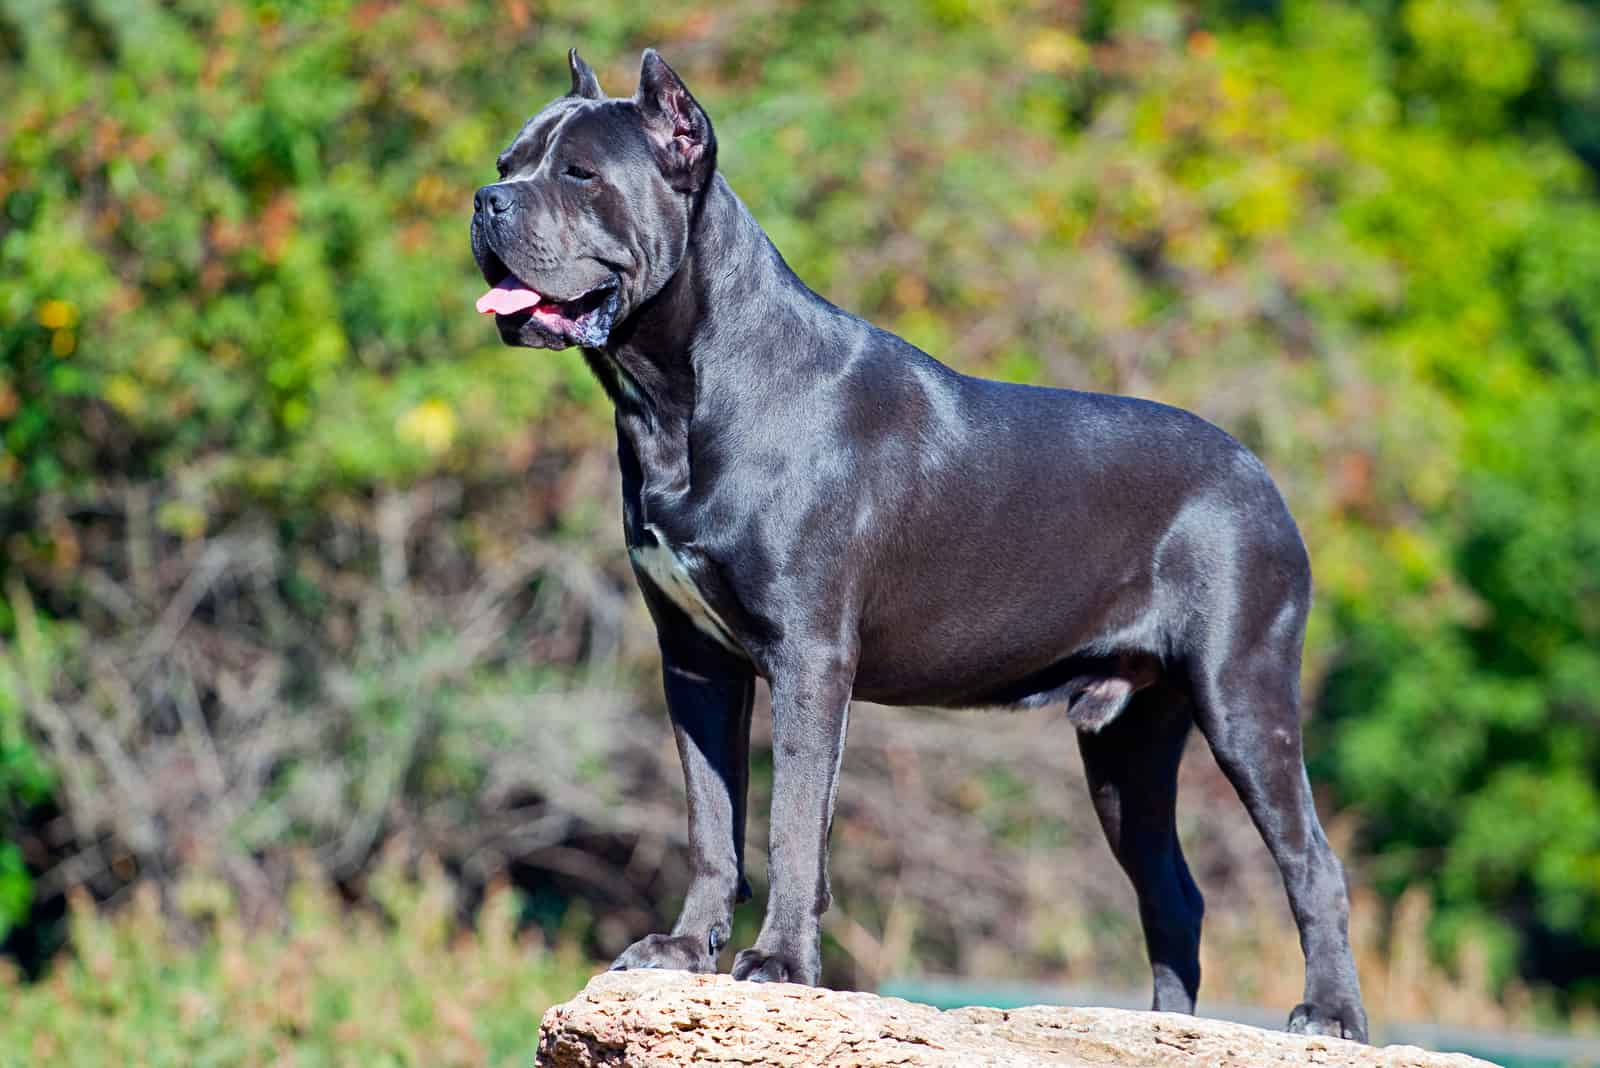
[609,932,716,973]
[1287,1001,1369,1044]
[731,946,816,985]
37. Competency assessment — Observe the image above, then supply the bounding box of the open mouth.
[475,250,618,348]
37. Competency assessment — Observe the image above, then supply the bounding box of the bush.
[0,852,592,1068]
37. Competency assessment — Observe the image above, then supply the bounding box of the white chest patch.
[629,524,741,653]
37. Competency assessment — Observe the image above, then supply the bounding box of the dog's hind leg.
[1189,634,1368,1042]
[1077,683,1204,1013]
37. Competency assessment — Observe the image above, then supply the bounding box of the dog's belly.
[853,584,1167,709]
[854,641,1155,711]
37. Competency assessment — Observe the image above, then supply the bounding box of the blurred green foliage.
[0,581,59,943]
[3,0,1600,1006]
[0,854,593,1067]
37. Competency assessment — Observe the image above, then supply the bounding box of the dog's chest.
[629,524,741,653]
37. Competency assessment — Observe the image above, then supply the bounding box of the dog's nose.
[475,184,514,216]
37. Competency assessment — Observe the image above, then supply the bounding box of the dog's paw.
[609,932,716,974]
[730,946,816,985]
[1287,1001,1369,1044]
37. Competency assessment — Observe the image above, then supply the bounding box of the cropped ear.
[568,47,603,99]
[634,48,716,194]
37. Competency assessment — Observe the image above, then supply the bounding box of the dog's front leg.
[732,649,856,985]
[611,645,755,974]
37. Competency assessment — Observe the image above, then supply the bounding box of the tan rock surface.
[535,971,1498,1067]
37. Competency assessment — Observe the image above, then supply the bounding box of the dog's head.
[470,48,716,350]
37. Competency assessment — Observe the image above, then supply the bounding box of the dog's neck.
[588,173,824,497]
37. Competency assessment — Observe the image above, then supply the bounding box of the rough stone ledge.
[535,971,1498,1067]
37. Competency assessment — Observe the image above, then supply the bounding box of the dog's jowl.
[471,48,1369,1042]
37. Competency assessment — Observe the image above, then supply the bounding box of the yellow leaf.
[105,375,144,417]
[37,299,77,330]
[398,399,456,455]
[1024,30,1086,75]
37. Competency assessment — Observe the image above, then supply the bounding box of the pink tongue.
[476,278,542,316]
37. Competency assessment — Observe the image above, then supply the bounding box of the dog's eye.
[563,165,597,182]
[495,156,511,179]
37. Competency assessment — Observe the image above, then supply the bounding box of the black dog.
[471,49,1368,1042]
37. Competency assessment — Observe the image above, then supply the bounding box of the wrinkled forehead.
[497,97,649,179]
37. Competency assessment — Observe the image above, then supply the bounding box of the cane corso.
[470,48,1368,1041]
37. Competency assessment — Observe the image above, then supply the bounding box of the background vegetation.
[4,0,1600,1059]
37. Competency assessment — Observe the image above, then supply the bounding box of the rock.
[535,971,1498,1067]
